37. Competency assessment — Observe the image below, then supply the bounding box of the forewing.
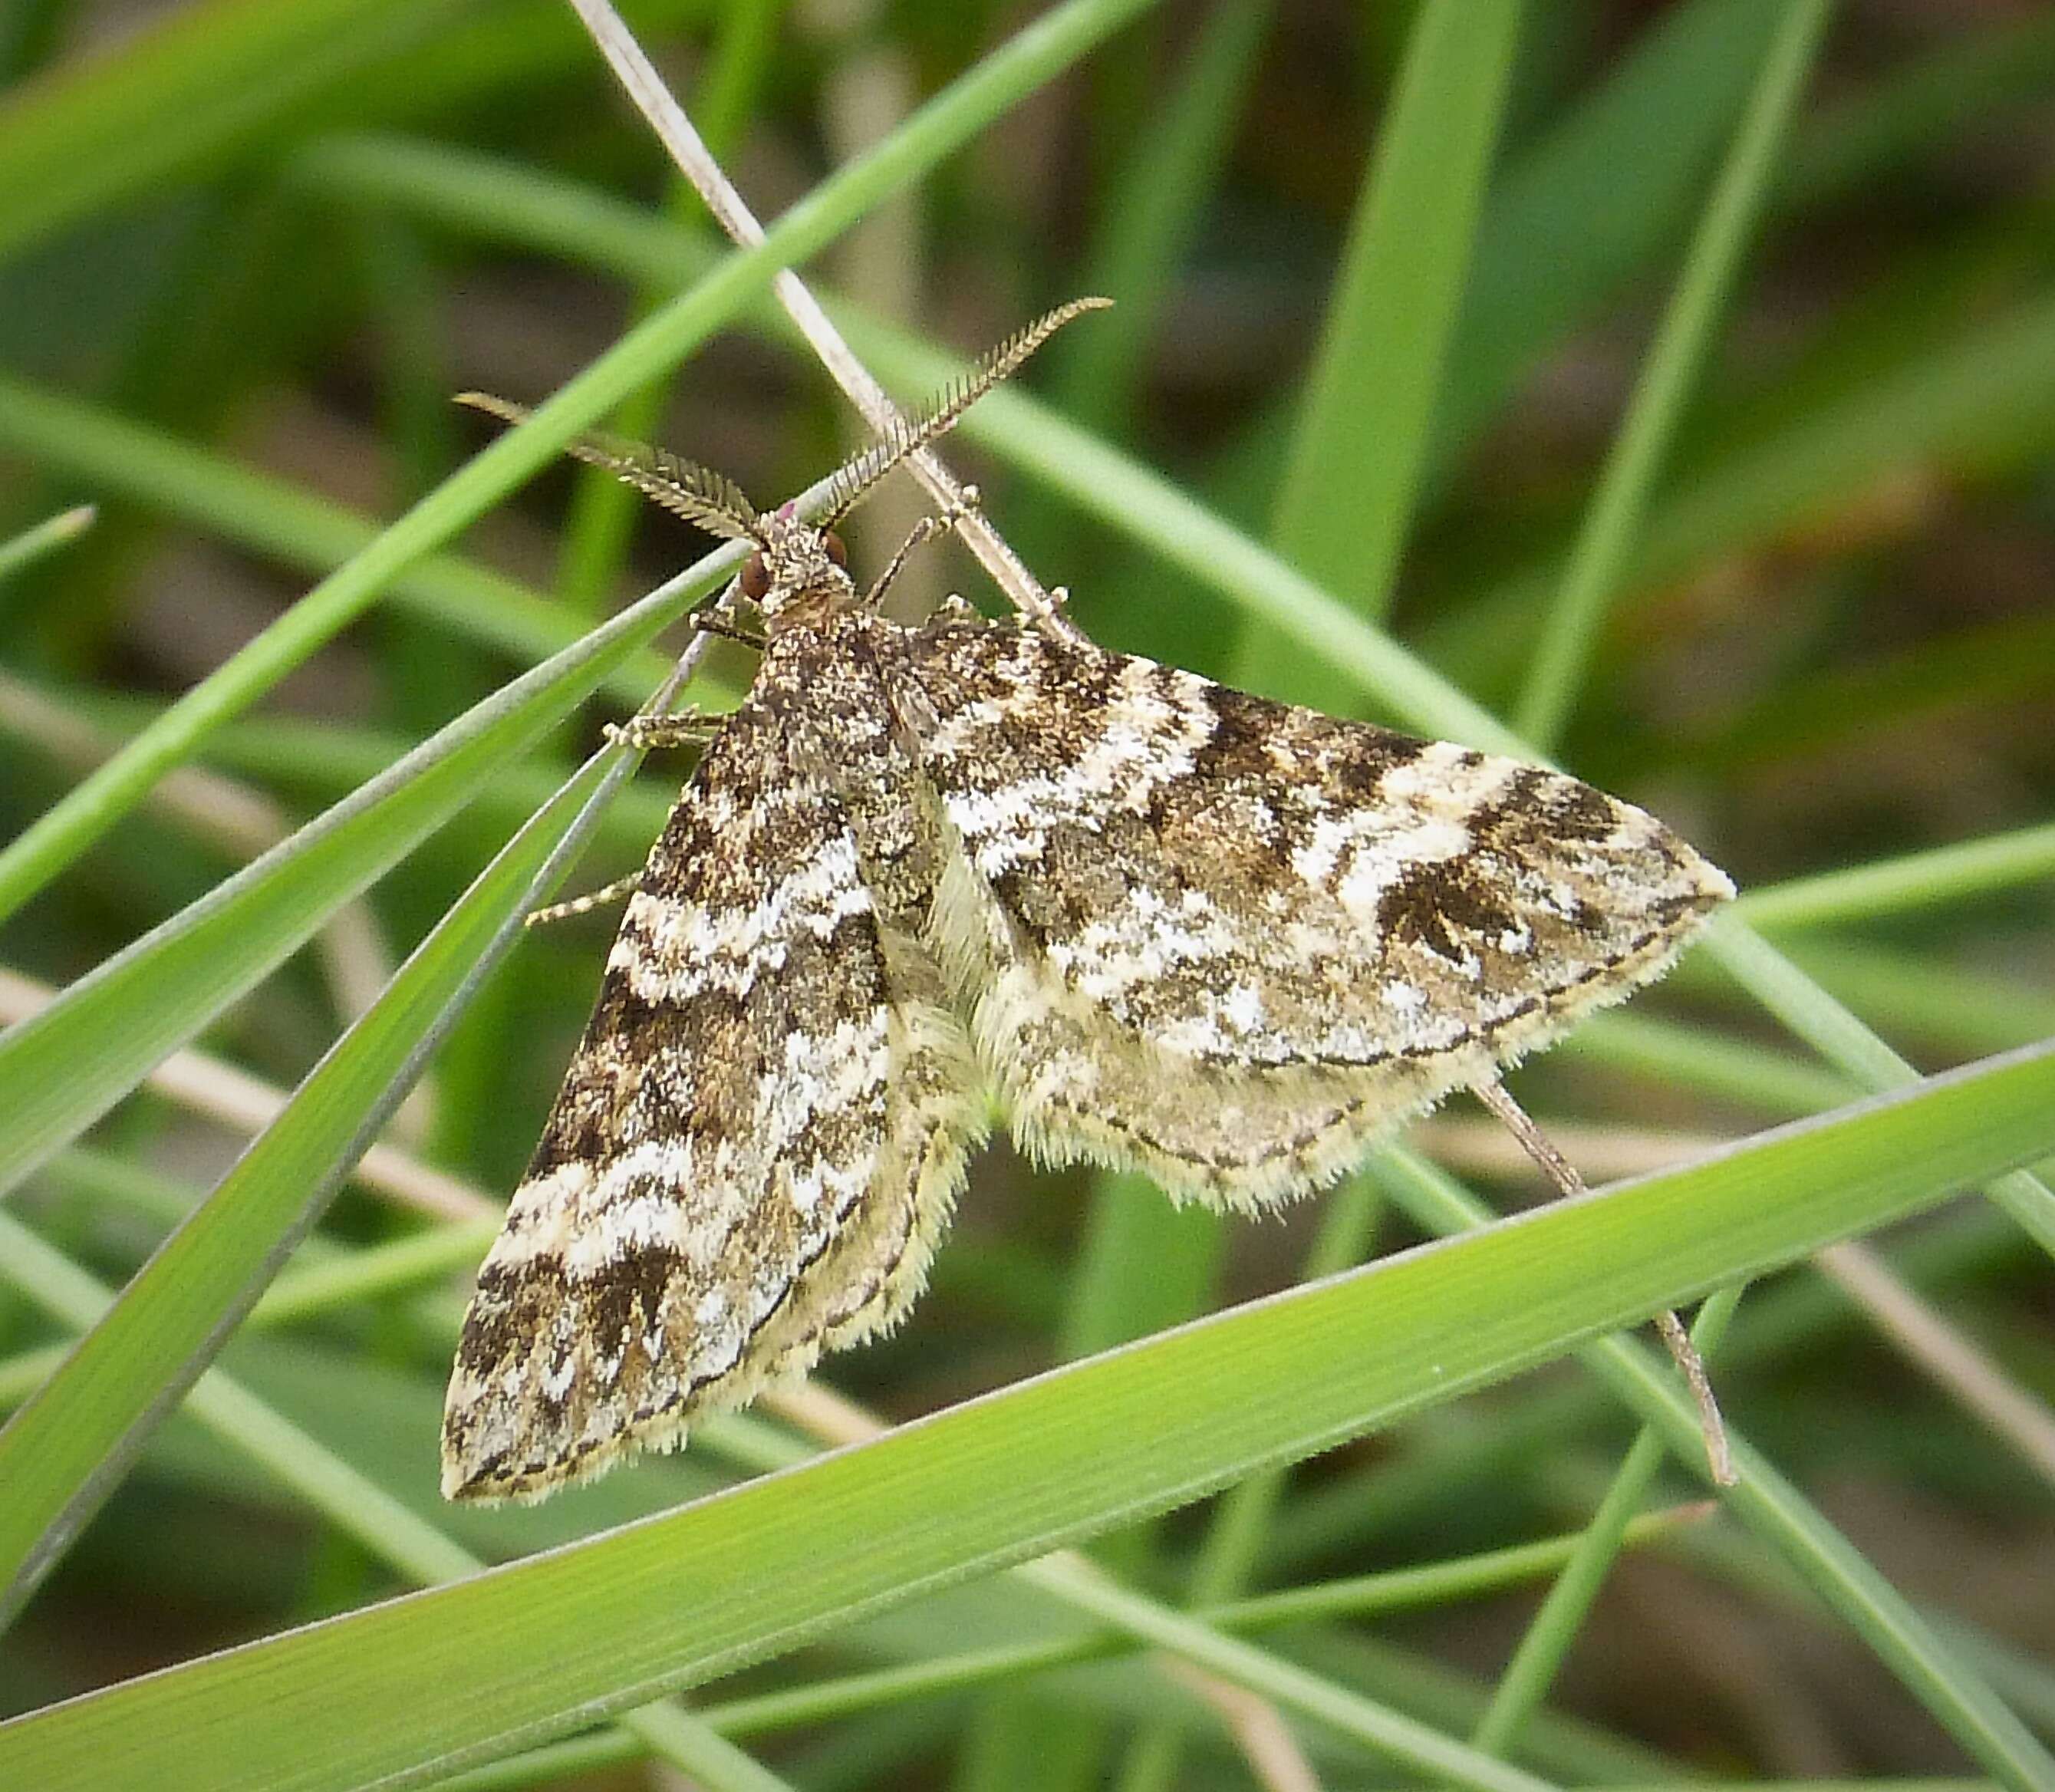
[897,618,1733,1207]
[442,682,980,1502]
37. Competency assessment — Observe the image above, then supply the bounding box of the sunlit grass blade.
[5,1036,2053,1791]
[0,504,95,582]
[1735,819,2055,933]
[1263,1197,2040,1573]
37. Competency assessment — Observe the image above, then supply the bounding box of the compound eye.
[822,529,849,568]
[739,552,770,602]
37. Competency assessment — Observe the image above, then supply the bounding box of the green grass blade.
[1251,0,1520,687]
[1513,0,1828,749]
[0,504,94,582]
[0,0,1158,927]
[1264,1197,2040,1574]
[4,1036,2052,1791]
[1735,819,2055,932]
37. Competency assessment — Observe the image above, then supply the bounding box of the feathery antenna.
[456,296,1108,549]
[818,297,1111,527]
[454,391,760,542]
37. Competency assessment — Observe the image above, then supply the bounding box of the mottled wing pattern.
[894,617,1733,1209]
[442,652,982,1501]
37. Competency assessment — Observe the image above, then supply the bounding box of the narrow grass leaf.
[0,505,95,582]
[1252,0,1521,697]
[1735,819,2055,933]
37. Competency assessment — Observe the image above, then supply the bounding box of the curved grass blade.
[4,1037,2052,1792]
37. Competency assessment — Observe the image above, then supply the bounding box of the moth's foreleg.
[687,608,768,649]
[604,710,721,753]
[525,873,643,928]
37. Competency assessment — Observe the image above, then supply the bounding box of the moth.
[442,301,1733,1502]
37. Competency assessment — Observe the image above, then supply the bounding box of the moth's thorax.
[756,508,861,635]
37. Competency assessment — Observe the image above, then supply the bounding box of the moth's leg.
[863,484,983,610]
[687,608,768,649]
[525,872,641,928]
[604,710,720,753]
[525,708,718,924]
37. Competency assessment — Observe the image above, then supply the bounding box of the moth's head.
[741,502,857,629]
[457,297,1109,636]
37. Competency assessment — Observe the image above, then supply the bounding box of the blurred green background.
[1,2,2053,1788]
